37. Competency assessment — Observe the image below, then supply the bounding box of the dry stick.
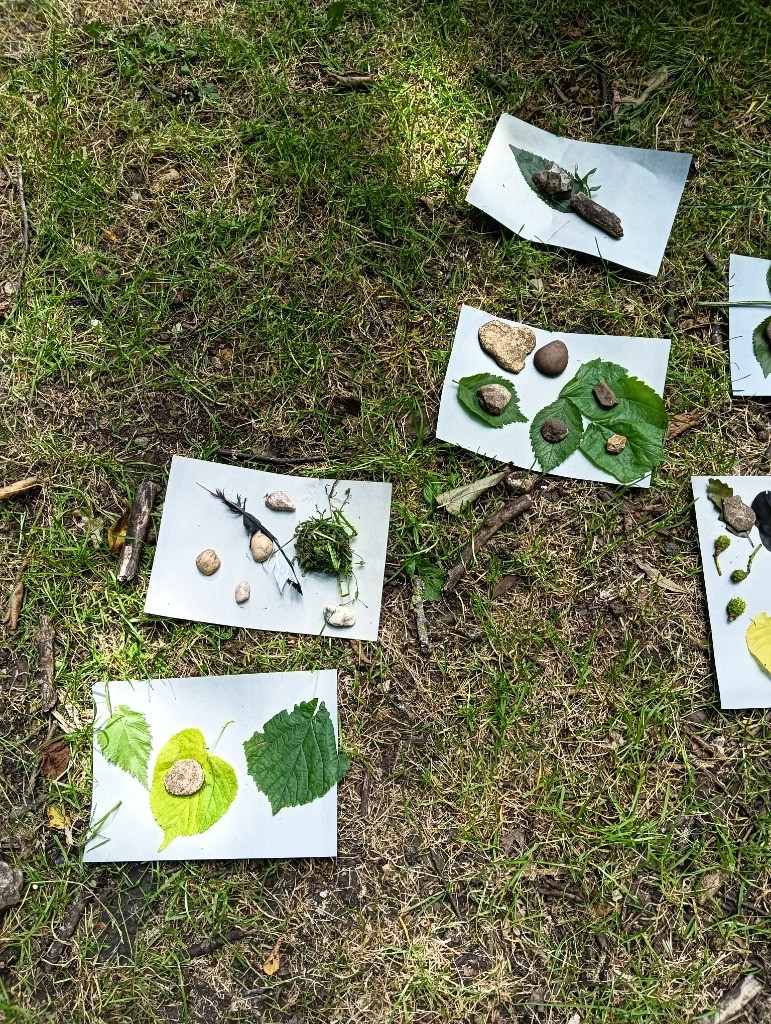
[411,577,430,655]
[14,160,30,295]
[117,482,160,583]
[442,493,533,596]
[695,975,763,1024]
[44,894,89,968]
[186,927,259,959]
[37,614,56,712]
[216,448,332,467]
[570,192,623,239]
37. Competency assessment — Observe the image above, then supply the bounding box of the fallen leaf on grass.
[667,410,703,439]
[4,581,23,630]
[107,504,132,554]
[493,575,518,598]
[39,737,71,781]
[634,559,687,594]
[0,477,41,501]
[262,938,282,976]
[47,805,72,831]
[436,470,509,515]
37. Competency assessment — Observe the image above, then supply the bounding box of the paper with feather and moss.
[86,670,347,861]
[692,476,771,709]
[728,255,771,396]
[436,304,670,489]
[466,114,691,276]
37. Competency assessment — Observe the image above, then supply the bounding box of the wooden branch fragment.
[443,494,533,596]
[216,448,332,467]
[15,160,30,296]
[186,927,258,959]
[4,580,23,631]
[695,975,762,1024]
[0,476,41,500]
[44,894,89,968]
[117,481,160,583]
[411,577,430,654]
[37,614,56,711]
[570,192,623,238]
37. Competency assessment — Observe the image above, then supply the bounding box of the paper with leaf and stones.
[145,456,391,641]
[86,670,343,861]
[436,304,670,488]
[692,476,771,708]
[466,114,691,276]
[728,255,771,396]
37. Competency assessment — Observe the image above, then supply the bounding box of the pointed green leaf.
[97,705,152,788]
[456,372,527,428]
[243,699,349,815]
[529,397,584,474]
[752,316,771,378]
[509,145,573,212]
[706,478,734,513]
[747,613,771,675]
[149,728,237,851]
[579,421,664,485]
[559,358,668,431]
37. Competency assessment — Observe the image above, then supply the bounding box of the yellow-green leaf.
[747,613,771,675]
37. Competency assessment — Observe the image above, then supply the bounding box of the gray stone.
[476,383,511,415]
[265,490,295,512]
[531,163,572,199]
[323,604,357,628]
[533,339,569,377]
[478,320,536,374]
[235,581,251,604]
[540,418,569,443]
[593,380,619,408]
[0,862,23,911]
[722,495,756,534]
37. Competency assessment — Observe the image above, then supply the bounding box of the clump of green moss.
[713,534,731,575]
[295,510,356,578]
[726,597,746,622]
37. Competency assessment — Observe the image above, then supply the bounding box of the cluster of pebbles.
[194,489,356,627]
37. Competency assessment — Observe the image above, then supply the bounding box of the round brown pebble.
[606,433,627,455]
[533,339,569,377]
[476,382,511,415]
[250,532,274,562]
[195,548,221,576]
[164,759,205,797]
[540,417,569,443]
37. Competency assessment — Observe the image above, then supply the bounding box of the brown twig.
[15,160,30,296]
[411,576,431,655]
[216,448,333,467]
[117,481,160,583]
[37,614,56,712]
[44,894,89,968]
[186,927,259,959]
[443,493,534,596]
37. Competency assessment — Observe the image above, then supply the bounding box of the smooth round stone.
[540,418,569,443]
[476,383,511,415]
[195,548,220,576]
[250,532,274,562]
[235,581,251,604]
[164,759,205,796]
[323,604,357,628]
[533,339,569,377]
[265,490,295,512]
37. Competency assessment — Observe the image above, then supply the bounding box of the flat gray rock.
[0,862,23,911]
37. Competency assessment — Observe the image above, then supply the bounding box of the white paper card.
[728,254,771,396]
[436,304,670,488]
[85,670,341,861]
[692,476,771,709]
[145,457,392,641]
[466,114,691,276]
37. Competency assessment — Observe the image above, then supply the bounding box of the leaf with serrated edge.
[752,316,771,378]
[529,398,584,474]
[509,145,573,213]
[579,421,663,485]
[456,373,527,428]
[243,699,349,815]
[149,728,237,851]
[747,613,771,675]
[706,478,734,513]
[560,358,668,431]
[97,705,153,788]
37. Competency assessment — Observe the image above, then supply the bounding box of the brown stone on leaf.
[195,548,221,575]
[569,192,623,238]
[540,417,569,443]
[533,339,569,377]
[606,433,627,455]
[478,320,536,374]
[476,383,511,415]
[722,495,757,534]
[531,163,572,199]
[593,380,619,408]
[164,759,205,797]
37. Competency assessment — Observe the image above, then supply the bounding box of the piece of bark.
[44,894,88,968]
[117,482,160,583]
[4,580,23,631]
[443,494,533,595]
[569,192,623,238]
[0,476,41,500]
[667,410,703,439]
[186,927,258,959]
[695,975,763,1024]
[411,577,430,654]
[37,614,57,711]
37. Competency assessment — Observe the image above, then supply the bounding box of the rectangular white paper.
[436,304,670,488]
[692,476,771,709]
[85,670,341,861]
[145,456,392,641]
[728,254,771,396]
[467,114,691,276]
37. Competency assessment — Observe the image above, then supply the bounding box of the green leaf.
[579,421,664,485]
[149,728,237,851]
[559,358,668,432]
[97,705,152,788]
[456,372,527,428]
[243,699,349,815]
[747,613,771,675]
[509,145,573,212]
[706,478,734,513]
[529,397,584,474]
[752,316,771,378]
[767,264,771,294]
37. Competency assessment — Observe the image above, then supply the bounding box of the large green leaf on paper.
[509,145,573,212]
[456,372,527,428]
[579,421,664,485]
[706,477,734,513]
[752,316,771,378]
[529,397,585,474]
[243,699,350,815]
[747,613,771,675]
[559,358,668,432]
[149,728,237,851]
[97,705,152,788]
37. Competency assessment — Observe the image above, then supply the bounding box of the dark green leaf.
[752,316,771,378]
[529,398,584,474]
[456,372,527,428]
[707,478,734,512]
[560,358,668,431]
[509,145,573,212]
[326,0,348,31]
[767,264,771,294]
[579,422,664,484]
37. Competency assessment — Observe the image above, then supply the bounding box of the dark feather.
[752,490,771,552]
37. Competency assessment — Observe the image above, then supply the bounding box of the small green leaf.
[767,264,771,294]
[529,397,584,474]
[559,358,668,431]
[747,613,771,675]
[97,705,152,788]
[509,145,572,212]
[706,478,734,513]
[456,372,527,428]
[243,699,349,815]
[579,422,664,485]
[149,728,237,851]
[752,316,771,378]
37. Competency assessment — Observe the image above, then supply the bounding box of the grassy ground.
[1,0,770,1020]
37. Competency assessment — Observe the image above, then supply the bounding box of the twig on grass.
[216,448,333,467]
[186,927,259,959]
[695,974,762,1024]
[117,482,160,583]
[411,577,430,655]
[443,493,534,596]
[44,894,89,968]
[37,614,56,712]
[14,160,30,297]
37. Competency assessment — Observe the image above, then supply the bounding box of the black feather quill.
[752,490,771,552]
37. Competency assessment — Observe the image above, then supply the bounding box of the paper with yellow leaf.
[747,613,771,674]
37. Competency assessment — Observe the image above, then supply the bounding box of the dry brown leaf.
[0,476,41,501]
[326,71,373,88]
[39,737,70,781]
[634,558,687,594]
[47,804,72,830]
[4,580,23,630]
[436,470,509,515]
[108,504,132,555]
[667,410,703,439]
[493,575,518,598]
[262,938,282,976]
